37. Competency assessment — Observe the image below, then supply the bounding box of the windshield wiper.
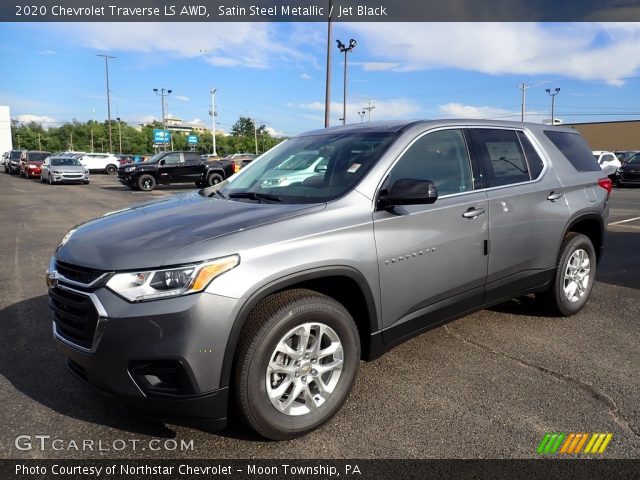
[208,188,227,199]
[228,191,282,203]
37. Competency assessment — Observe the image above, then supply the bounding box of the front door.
[158,152,183,184]
[373,128,489,344]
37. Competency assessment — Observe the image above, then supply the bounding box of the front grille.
[50,287,99,349]
[56,260,106,285]
[620,172,640,181]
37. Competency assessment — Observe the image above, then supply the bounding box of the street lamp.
[209,88,217,156]
[96,54,116,153]
[116,117,123,155]
[336,38,357,126]
[153,88,172,151]
[546,87,561,125]
[358,111,365,123]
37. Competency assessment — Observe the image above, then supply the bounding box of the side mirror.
[378,179,438,210]
[315,165,327,173]
[159,159,166,166]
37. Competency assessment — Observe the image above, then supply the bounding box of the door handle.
[547,191,563,201]
[462,207,485,219]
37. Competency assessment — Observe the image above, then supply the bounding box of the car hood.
[55,193,324,271]
[620,164,640,171]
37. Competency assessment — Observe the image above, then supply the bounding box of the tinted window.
[470,129,530,187]
[628,154,640,165]
[544,131,601,172]
[601,154,615,163]
[387,129,473,196]
[517,131,544,179]
[162,153,181,165]
[184,152,201,163]
[27,152,50,161]
[10,151,22,160]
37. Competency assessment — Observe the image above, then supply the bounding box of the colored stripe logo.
[537,433,613,455]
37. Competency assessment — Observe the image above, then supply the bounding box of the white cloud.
[49,23,313,70]
[265,126,288,137]
[37,50,56,56]
[359,62,401,72]
[438,102,548,123]
[188,118,204,124]
[175,95,190,101]
[347,23,640,85]
[300,73,312,80]
[299,98,420,124]
[15,114,57,125]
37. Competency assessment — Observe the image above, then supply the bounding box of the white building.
[0,106,12,153]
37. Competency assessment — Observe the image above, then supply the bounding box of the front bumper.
[51,283,241,430]
[51,173,89,183]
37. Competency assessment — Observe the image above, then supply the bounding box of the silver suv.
[47,120,610,439]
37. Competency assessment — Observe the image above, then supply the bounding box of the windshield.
[144,153,165,163]
[10,151,22,160]
[28,152,50,162]
[218,131,398,204]
[52,158,82,167]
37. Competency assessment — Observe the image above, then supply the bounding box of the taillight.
[232,163,240,173]
[597,177,612,194]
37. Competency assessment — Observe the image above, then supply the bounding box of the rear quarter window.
[544,131,601,172]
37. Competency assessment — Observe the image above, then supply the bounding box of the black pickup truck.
[117,151,235,191]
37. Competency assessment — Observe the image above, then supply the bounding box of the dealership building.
[566,120,640,151]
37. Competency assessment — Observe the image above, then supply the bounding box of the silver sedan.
[40,156,90,185]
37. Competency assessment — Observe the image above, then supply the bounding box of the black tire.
[106,164,117,175]
[83,180,90,185]
[537,233,596,316]
[48,174,53,185]
[234,289,360,440]
[207,172,224,187]
[137,174,156,192]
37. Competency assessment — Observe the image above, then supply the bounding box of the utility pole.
[518,83,529,122]
[116,117,123,154]
[17,135,20,149]
[209,88,217,156]
[70,131,73,151]
[546,87,561,125]
[38,133,42,150]
[153,88,172,151]
[363,99,375,122]
[324,0,333,128]
[96,54,116,153]
[90,126,94,153]
[253,119,258,155]
[337,39,357,126]
[358,111,365,123]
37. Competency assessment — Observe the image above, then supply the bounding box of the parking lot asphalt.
[0,172,638,459]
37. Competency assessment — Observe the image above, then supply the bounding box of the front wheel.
[234,289,360,440]
[538,233,596,316]
[137,174,156,191]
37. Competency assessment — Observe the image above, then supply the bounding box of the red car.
[20,151,51,179]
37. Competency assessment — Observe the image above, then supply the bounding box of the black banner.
[2,459,640,480]
[3,0,640,22]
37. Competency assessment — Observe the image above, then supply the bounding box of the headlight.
[52,170,61,174]
[105,255,239,302]
[125,166,136,172]
[84,170,90,175]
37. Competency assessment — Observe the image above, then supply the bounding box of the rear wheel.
[538,233,596,316]
[137,174,156,192]
[234,289,360,440]
[207,172,224,187]
[106,164,117,175]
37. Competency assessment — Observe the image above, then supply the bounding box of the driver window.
[387,129,473,196]
[162,153,181,165]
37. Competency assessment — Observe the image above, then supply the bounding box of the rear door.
[373,127,489,343]
[468,128,570,303]
[181,152,204,182]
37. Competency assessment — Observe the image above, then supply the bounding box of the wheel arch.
[219,267,379,390]
[563,212,605,264]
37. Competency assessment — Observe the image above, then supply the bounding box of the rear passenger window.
[387,129,473,196]
[517,131,544,179]
[469,129,530,187]
[544,131,601,172]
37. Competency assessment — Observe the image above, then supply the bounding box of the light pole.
[116,117,123,154]
[96,54,116,153]
[324,0,333,128]
[546,87,560,125]
[358,111,365,123]
[153,88,172,151]
[336,38,357,126]
[518,82,529,122]
[209,88,217,156]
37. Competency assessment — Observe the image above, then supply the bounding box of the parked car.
[40,155,90,185]
[20,151,51,179]
[118,151,211,191]
[614,150,639,164]
[48,120,609,440]
[5,150,24,174]
[1,151,8,167]
[615,152,640,186]
[76,153,120,174]
[592,150,621,179]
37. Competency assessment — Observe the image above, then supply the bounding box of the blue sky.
[1,22,640,136]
